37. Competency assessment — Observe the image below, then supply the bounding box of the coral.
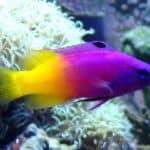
[106,0,150,49]
[123,26,150,61]
[143,88,150,108]
[10,136,25,150]
[96,135,132,150]
[45,99,133,149]
[110,0,150,25]
[110,0,138,15]
[0,99,34,147]
[53,0,105,17]
[4,102,135,149]
[138,145,150,150]
[9,123,78,150]
[0,0,93,69]
[123,26,150,108]
[140,1,150,25]
[125,108,150,145]
[0,0,93,148]
[0,1,136,149]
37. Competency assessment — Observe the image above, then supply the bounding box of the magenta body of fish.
[57,41,150,101]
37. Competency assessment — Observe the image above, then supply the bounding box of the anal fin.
[88,99,108,111]
[76,97,109,111]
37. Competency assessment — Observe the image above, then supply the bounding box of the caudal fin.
[0,68,22,104]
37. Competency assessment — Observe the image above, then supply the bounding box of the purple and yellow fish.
[0,41,150,109]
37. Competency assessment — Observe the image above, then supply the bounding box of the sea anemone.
[46,99,133,148]
[0,0,93,69]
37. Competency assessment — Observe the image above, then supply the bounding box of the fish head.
[123,55,150,90]
[103,51,150,96]
[134,65,150,88]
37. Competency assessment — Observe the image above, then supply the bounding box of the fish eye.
[137,69,150,79]
[92,41,106,48]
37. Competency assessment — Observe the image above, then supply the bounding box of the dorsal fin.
[19,41,113,70]
[19,50,58,70]
[56,41,113,55]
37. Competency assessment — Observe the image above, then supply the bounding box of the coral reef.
[122,26,150,108]
[0,0,93,147]
[138,145,150,150]
[45,99,133,149]
[5,100,134,149]
[143,88,150,108]
[52,0,105,17]
[125,108,150,145]
[0,0,140,149]
[0,99,34,146]
[105,0,150,49]
[9,124,78,150]
[0,0,93,69]
[123,26,150,62]
[110,0,150,25]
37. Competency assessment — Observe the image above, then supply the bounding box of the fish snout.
[136,68,150,87]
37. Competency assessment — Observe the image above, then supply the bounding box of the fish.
[0,41,150,109]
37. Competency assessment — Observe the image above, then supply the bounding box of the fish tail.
[0,68,24,104]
